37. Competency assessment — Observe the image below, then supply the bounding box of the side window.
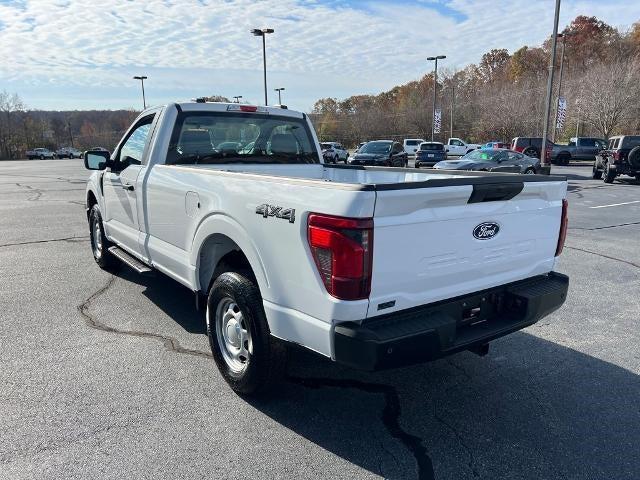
[507,152,521,161]
[613,138,620,149]
[581,138,596,147]
[393,143,403,154]
[568,140,576,147]
[118,116,154,167]
[451,139,463,146]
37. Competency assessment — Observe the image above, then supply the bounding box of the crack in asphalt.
[565,245,640,269]
[287,375,435,480]
[77,276,213,360]
[0,236,89,249]
[15,182,43,201]
[432,405,480,478]
[569,221,640,231]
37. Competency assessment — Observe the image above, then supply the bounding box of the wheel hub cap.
[215,297,252,373]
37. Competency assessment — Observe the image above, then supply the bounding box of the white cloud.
[0,0,638,110]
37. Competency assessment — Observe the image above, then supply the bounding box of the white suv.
[320,142,349,163]
[403,138,426,157]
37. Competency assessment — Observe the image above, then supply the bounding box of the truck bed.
[172,163,565,190]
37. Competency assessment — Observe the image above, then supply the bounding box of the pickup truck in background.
[445,137,481,157]
[83,101,569,395]
[552,137,607,165]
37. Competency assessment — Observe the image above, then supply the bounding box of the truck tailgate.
[367,180,567,318]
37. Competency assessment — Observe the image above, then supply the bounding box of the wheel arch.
[191,215,269,297]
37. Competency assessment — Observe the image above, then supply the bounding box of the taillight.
[555,199,568,256]
[308,214,373,300]
[613,151,621,162]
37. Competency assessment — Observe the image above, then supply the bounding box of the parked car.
[511,137,553,160]
[552,137,607,165]
[83,100,568,395]
[593,135,640,183]
[355,142,367,153]
[434,148,540,174]
[90,146,109,152]
[415,142,446,168]
[444,138,481,157]
[349,140,408,167]
[483,141,510,149]
[26,148,55,160]
[320,142,348,163]
[56,147,83,159]
[403,138,426,157]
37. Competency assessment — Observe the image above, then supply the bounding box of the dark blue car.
[415,142,446,168]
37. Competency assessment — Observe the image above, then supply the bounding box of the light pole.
[540,0,562,173]
[133,75,147,109]
[274,87,285,105]
[427,55,446,141]
[449,82,455,140]
[233,95,243,103]
[552,32,573,142]
[251,28,274,106]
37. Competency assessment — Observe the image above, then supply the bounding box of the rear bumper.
[333,272,568,371]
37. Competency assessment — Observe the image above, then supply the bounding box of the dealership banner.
[434,109,442,134]
[556,97,567,130]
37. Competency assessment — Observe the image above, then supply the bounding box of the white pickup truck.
[84,101,569,395]
[445,137,481,157]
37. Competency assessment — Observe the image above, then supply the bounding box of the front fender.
[190,213,269,295]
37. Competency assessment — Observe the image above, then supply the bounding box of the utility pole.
[540,0,562,174]
[427,55,446,141]
[552,32,572,142]
[67,120,74,147]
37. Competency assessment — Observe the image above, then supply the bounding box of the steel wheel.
[91,215,103,260]
[215,297,252,374]
[524,168,536,174]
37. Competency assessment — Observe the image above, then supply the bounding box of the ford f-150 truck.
[84,101,569,395]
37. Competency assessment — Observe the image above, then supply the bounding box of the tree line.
[0,92,138,159]
[310,16,640,146]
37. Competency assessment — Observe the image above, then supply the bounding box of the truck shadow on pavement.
[111,269,640,480]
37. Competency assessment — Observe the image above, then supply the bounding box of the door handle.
[122,183,135,191]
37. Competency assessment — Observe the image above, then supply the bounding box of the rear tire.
[39,155,45,160]
[557,153,570,165]
[592,163,603,179]
[603,162,615,184]
[524,167,536,175]
[207,271,286,395]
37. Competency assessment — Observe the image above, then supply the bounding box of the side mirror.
[84,150,111,170]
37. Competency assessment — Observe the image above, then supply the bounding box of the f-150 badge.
[256,204,296,224]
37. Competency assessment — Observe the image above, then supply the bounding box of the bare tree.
[577,62,640,138]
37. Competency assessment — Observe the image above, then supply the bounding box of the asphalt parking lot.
[1,159,639,480]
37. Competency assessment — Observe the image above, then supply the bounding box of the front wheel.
[39,155,45,160]
[88,204,118,270]
[207,272,286,395]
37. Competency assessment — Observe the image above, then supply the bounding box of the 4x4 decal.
[255,204,296,224]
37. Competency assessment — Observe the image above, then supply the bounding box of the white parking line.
[589,200,640,209]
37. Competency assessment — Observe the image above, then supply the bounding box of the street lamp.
[233,95,243,103]
[251,28,274,106]
[427,55,446,141]
[552,32,574,142]
[540,0,562,173]
[133,75,147,109]
[274,87,285,105]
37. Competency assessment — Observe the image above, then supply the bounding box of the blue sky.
[0,0,638,112]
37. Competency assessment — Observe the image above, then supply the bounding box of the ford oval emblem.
[473,222,500,240]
